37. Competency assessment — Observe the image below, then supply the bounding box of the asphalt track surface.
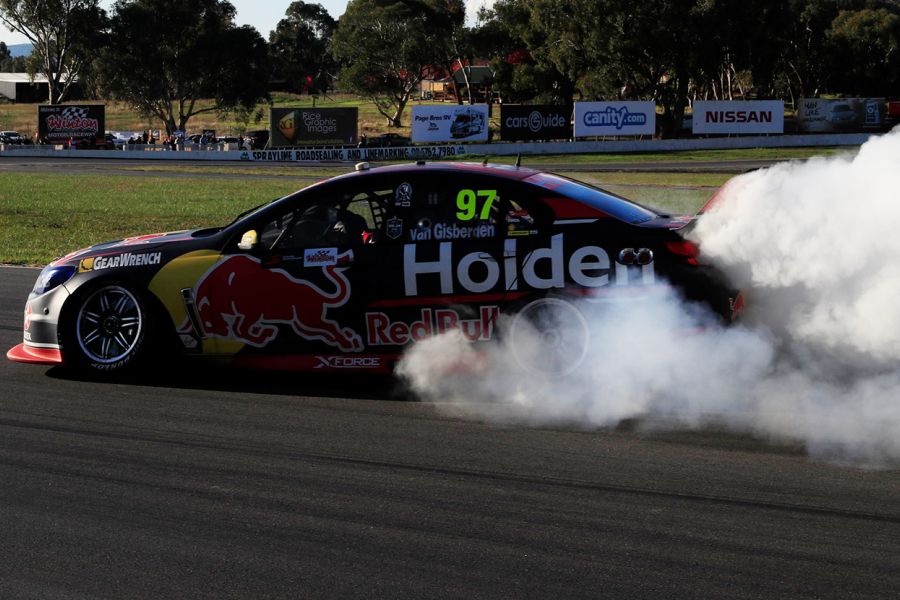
[2,266,899,599]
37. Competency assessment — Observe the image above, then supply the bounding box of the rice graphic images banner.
[270,108,358,146]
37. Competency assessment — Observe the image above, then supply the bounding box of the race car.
[7,161,742,375]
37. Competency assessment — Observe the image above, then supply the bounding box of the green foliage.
[331,0,462,126]
[269,2,337,94]
[96,0,270,135]
[0,41,27,71]
[827,6,900,95]
[0,0,106,102]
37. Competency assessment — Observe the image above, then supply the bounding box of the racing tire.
[61,283,151,374]
[509,297,590,378]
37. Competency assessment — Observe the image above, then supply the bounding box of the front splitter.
[6,343,62,365]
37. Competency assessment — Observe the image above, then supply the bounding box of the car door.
[195,182,386,362]
[369,172,508,350]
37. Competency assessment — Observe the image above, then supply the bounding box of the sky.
[1,0,494,46]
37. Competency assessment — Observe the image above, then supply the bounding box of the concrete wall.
[0,132,880,162]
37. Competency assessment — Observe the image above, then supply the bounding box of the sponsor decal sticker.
[187,252,363,351]
[315,356,382,369]
[303,247,338,267]
[402,235,655,296]
[79,252,162,272]
[395,182,413,207]
[367,306,499,346]
[386,216,403,240]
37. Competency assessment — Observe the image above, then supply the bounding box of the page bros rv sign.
[38,104,105,144]
[411,105,490,143]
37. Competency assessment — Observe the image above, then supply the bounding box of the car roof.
[333,161,542,183]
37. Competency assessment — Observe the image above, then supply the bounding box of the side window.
[257,187,389,251]
[401,179,502,243]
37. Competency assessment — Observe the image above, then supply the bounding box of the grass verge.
[1,169,730,265]
[0,173,301,265]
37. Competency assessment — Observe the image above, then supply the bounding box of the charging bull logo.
[189,252,363,352]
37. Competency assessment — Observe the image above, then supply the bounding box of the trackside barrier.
[0,133,880,162]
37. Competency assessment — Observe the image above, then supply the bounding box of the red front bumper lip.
[6,343,62,365]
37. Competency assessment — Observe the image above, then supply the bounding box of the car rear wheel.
[66,284,149,372]
[509,297,590,378]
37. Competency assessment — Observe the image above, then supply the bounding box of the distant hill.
[7,43,32,57]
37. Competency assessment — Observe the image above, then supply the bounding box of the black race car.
[7,162,742,375]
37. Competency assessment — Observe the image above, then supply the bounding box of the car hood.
[50,230,199,266]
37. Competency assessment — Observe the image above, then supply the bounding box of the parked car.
[0,130,26,144]
[246,129,270,150]
[8,162,742,376]
[825,103,857,127]
[367,133,412,147]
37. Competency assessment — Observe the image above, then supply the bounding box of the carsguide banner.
[500,105,572,141]
[692,101,784,134]
[270,107,358,146]
[411,105,490,143]
[38,104,105,143]
[574,101,656,137]
[797,98,885,133]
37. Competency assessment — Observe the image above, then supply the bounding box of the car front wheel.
[65,284,149,373]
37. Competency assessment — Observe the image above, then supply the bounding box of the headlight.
[32,265,76,295]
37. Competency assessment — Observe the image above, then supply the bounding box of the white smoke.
[398,128,900,465]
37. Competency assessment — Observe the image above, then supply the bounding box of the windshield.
[524,172,659,224]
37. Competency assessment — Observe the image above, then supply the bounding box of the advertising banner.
[797,98,885,133]
[500,105,572,141]
[38,104,105,144]
[411,105,490,143]
[245,144,468,162]
[270,107,358,146]
[692,101,784,134]
[573,101,656,137]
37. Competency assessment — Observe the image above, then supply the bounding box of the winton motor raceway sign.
[270,107,358,146]
[38,104,105,144]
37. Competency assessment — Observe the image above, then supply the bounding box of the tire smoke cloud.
[398,128,900,465]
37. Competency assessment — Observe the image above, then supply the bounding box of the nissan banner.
[692,101,784,134]
[38,104,105,144]
[270,107,358,146]
[574,101,656,137]
[500,105,571,141]
[411,105,490,143]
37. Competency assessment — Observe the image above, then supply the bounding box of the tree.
[827,6,900,95]
[269,2,337,95]
[332,0,461,127]
[474,0,579,104]
[96,0,270,135]
[0,0,106,102]
[0,41,27,71]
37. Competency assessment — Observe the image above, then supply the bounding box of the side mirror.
[237,230,258,251]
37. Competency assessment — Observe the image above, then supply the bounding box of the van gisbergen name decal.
[79,252,162,272]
